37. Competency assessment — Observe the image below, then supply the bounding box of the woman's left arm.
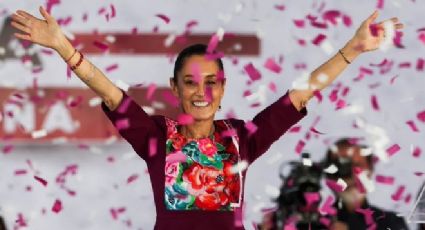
[289,10,404,111]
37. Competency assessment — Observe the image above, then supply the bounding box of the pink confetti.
[293,19,305,28]
[244,63,261,81]
[304,192,320,207]
[207,34,219,54]
[15,213,27,227]
[93,40,109,51]
[51,199,63,213]
[117,97,131,114]
[274,4,285,11]
[162,91,180,107]
[149,137,157,157]
[405,193,412,204]
[325,179,344,192]
[416,58,425,71]
[417,32,425,45]
[115,118,130,130]
[375,175,394,185]
[34,176,48,187]
[371,95,380,111]
[146,83,156,101]
[417,110,425,123]
[391,185,405,201]
[268,82,277,93]
[295,140,305,154]
[126,174,139,184]
[386,144,401,157]
[3,144,14,154]
[412,146,422,158]
[110,207,126,220]
[394,31,405,48]
[264,58,282,73]
[110,4,116,18]
[105,63,119,72]
[186,20,198,29]
[312,34,327,46]
[377,0,385,9]
[245,121,258,136]
[156,14,170,24]
[221,128,237,138]
[289,126,301,133]
[313,90,323,103]
[177,114,194,125]
[14,169,28,175]
[406,120,419,132]
[356,208,375,226]
[166,151,187,163]
[342,14,352,27]
[322,10,341,25]
[319,195,337,216]
[390,75,399,84]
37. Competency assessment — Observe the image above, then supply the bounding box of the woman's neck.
[180,120,215,139]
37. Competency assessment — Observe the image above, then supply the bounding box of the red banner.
[0,87,179,143]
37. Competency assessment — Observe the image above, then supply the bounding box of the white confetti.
[357,170,375,193]
[324,164,338,174]
[115,79,130,91]
[89,97,102,107]
[31,129,47,139]
[336,178,348,192]
[230,160,248,174]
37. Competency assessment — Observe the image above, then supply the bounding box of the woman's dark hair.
[173,44,224,82]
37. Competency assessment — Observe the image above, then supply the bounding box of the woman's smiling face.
[171,55,226,121]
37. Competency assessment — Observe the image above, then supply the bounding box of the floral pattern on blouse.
[164,118,241,211]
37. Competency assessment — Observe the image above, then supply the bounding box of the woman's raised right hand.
[10,6,67,51]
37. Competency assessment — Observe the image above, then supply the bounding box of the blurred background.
[0,0,424,229]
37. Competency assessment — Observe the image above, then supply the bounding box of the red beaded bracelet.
[65,48,77,63]
[70,52,84,71]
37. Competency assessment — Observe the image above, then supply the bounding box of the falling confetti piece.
[417,110,425,122]
[149,137,157,157]
[391,185,405,201]
[115,118,130,130]
[166,151,187,163]
[93,40,109,51]
[244,63,261,81]
[105,63,119,72]
[207,34,219,54]
[126,174,139,184]
[293,19,305,28]
[375,175,394,185]
[325,178,346,192]
[319,195,337,216]
[177,114,194,125]
[312,34,327,46]
[156,14,170,24]
[370,95,380,111]
[412,146,422,158]
[264,58,282,73]
[386,144,401,157]
[245,121,258,136]
[3,144,14,154]
[146,83,156,101]
[162,91,180,107]
[295,140,305,154]
[34,176,48,186]
[51,199,63,213]
[406,120,419,132]
[31,129,47,139]
[110,4,116,18]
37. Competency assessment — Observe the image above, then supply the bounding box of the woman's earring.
[219,105,222,110]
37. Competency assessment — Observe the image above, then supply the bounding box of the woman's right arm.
[11,6,123,111]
